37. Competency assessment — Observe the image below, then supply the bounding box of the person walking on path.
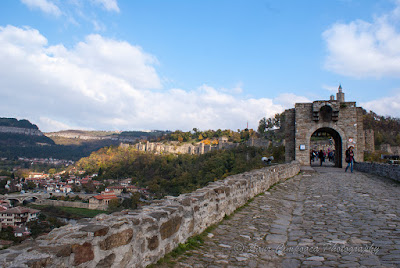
[319,149,325,166]
[345,146,355,172]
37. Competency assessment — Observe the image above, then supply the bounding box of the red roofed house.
[92,181,103,189]
[60,184,72,194]
[105,186,124,195]
[120,178,132,187]
[126,185,140,193]
[0,207,40,227]
[89,190,118,210]
[14,226,30,237]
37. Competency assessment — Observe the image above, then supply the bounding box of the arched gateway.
[284,86,374,167]
[310,127,343,167]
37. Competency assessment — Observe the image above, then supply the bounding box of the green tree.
[108,199,120,211]
[258,118,267,134]
[23,181,36,190]
[72,184,81,193]
[82,181,95,193]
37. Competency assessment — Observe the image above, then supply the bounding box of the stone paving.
[155,167,400,267]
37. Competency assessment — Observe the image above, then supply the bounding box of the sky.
[0,0,400,132]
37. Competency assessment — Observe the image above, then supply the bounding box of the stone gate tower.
[284,86,373,167]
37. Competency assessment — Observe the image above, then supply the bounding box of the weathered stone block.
[72,242,94,266]
[112,220,129,229]
[149,211,168,220]
[188,219,194,233]
[80,224,109,237]
[180,197,192,206]
[99,229,134,250]
[142,217,156,224]
[147,235,159,250]
[130,218,141,225]
[56,244,72,257]
[96,253,116,268]
[160,216,182,240]
[26,257,53,268]
[120,246,134,267]
[146,223,159,232]
[37,244,72,258]
[68,232,88,239]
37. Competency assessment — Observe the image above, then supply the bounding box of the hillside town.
[0,167,151,246]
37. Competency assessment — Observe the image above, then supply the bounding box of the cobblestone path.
[156,167,400,267]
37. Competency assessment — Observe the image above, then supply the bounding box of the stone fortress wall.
[355,162,400,183]
[131,137,271,156]
[364,129,375,152]
[0,126,43,136]
[0,161,300,268]
[34,199,94,210]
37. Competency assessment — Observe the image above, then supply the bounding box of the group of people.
[310,149,335,166]
[310,146,355,172]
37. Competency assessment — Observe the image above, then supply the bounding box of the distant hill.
[0,118,169,160]
[45,130,169,145]
[0,117,54,147]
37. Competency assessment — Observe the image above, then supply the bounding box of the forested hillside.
[0,118,39,129]
[363,110,400,147]
[77,145,274,197]
[0,140,121,160]
[148,128,257,143]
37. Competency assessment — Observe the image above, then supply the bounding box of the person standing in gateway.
[345,146,355,172]
[318,149,325,166]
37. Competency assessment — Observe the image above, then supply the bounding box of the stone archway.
[8,198,20,206]
[310,127,343,168]
[306,124,346,168]
[284,86,373,167]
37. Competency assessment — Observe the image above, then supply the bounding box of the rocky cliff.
[0,118,44,136]
[0,126,43,136]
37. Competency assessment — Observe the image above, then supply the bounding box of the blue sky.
[0,0,399,132]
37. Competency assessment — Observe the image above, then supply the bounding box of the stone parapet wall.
[246,138,271,148]
[34,199,92,210]
[355,162,400,182]
[0,162,300,268]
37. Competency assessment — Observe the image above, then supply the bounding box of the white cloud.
[91,20,106,32]
[360,92,400,117]
[221,82,243,94]
[273,93,311,109]
[21,0,62,16]
[0,25,286,132]
[46,34,162,90]
[323,1,400,78]
[91,0,120,13]
[38,117,78,132]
